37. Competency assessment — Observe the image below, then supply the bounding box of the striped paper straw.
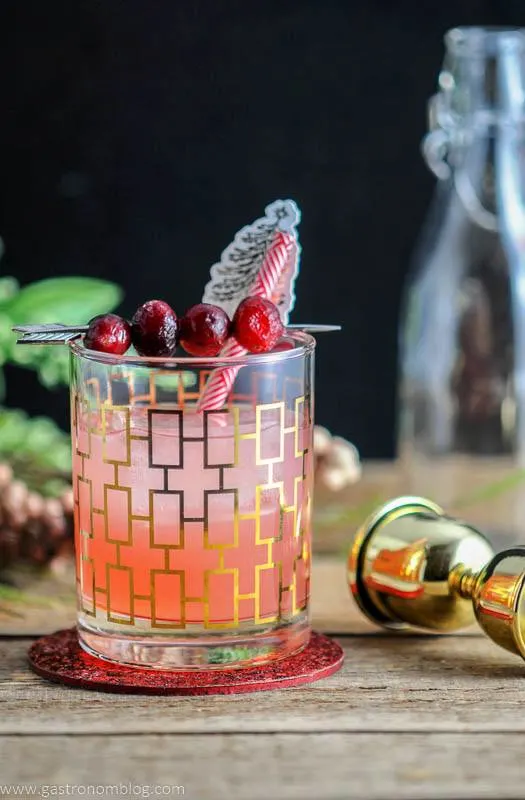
[197,230,295,411]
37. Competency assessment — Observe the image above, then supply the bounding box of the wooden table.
[2,461,525,799]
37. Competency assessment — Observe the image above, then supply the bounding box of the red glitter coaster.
[28,629,344,695]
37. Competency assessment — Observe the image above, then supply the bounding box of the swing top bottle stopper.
[348,496,525,661]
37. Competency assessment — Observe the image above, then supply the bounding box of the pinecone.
[314,425,361,492]
[0,463,74,571]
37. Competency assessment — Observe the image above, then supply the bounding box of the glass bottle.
[398,27,525,509]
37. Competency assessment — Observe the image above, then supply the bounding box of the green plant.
[0,241,123,494]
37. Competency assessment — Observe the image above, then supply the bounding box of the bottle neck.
[424,27,525,181]
[423,28,525,233]
[437,27,525,128]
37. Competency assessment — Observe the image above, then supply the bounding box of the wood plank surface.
[3,459,525,800]
[0,633,522,735]
[1,732,524,800]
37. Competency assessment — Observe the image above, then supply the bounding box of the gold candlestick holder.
[348,496,525,660]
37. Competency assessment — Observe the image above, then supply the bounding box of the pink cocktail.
[71,335,315,669]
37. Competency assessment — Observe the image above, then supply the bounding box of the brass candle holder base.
[348,496,525,660]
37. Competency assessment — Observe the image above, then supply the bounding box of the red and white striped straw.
[197,230,295,411]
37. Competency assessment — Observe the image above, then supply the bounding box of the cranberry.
[271,339,294,353]
[231,297,284,354]
[179,303,231,357]
[84,314,131,355]
[131,300,178,356]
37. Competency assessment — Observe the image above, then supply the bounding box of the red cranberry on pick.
[131,300,178,357]
[84,314,132,355]
[232,297,284,354]
[271,339,294,353]
[179,303,231,357]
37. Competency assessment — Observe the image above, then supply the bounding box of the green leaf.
[115,367,197,391]
[452,469,525,509]
[207,646,271,664]
[155,371,198,390]
[0,277,19,305]
[9,345,70,389]
[5,277,123,324]
[0,408,71,493]
[0,583,75,608]
[0,312,15,363]
[3,276,123,388]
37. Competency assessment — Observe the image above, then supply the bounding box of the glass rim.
[69,330,316,368]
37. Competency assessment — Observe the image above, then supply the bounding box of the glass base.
[78,614,310,670]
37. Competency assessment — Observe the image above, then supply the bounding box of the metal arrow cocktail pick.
[13,323,341,345]
[12,324,89,344]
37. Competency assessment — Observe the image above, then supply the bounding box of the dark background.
[0,0,522,457]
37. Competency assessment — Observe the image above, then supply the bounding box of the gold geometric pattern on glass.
[73,368,311,631]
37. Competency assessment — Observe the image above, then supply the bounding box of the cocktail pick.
[348,496,525,662]
[12,322,340,345]
[13,200,339,352]
[12,323,87,344]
